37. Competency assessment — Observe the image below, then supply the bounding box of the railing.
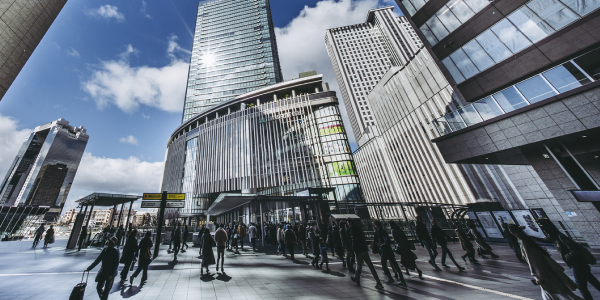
[432,47,600,137]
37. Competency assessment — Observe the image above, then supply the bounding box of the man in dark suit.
[87,236,120,300]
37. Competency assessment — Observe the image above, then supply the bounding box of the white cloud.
[275,0,383,148]
[142,113,150,119]
[119,135,139,145]
[141,0,151,18]
[85,5,125,22]
[0,114,32,177]
[67,47,80,57]
[167,35,191,60]
[83,38,189,113]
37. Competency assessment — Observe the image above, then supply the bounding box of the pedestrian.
[225,225,231,250]
[238,224,246,251]
[327,225,335,256]
[340,221,356,273]
[182,225,189,251]
[86,237,120,300]
[201,227,216,275]
[454,222,478,264]
[249,223,258,251]
[198,226,206,253]
[120,229,138,283]
[78,226,88,251]
[537,219,600,300]
[416,216,440,270]
[298,224,307,256]
[390,222,422,278]
[348,220,384,290]
[501,222,524,261]
[116,225,125,248]
[167,225,176,253]
[172,223,181,261]
[277,224,286,256]
[373,220,406,286]
[263,223,269,246]
[214,224,228,273]
[310,226,321,268]
[270,223,277,246]
[332,225,345,265]
[468,222,499,259]
[285,224,297,260]
[508,224,583,300]
[32,224,45,248]
[130,231,153,285]
[43,225,55,248]
[430,220,465,271]
[319,234,330,272]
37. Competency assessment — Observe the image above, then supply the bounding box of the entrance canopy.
[76,193,140,207]
[206,194,314,216]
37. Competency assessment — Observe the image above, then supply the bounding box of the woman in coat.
[508,224,583,300]
[120,229,138,282]
[454,222,478,264]
[468,222,499,259]
[130,231,153,285]
[310,227,321,268]
[43,225,55,248]
[201,228,216,274]
[390,222,422,278]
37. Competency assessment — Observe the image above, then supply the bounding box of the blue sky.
[0,0,399,211]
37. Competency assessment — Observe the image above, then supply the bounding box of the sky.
[0,0,400,212]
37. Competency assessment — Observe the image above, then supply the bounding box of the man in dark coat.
[32,224,45,248]
[120,229,138,282]
[78,226,88,251]
[501,222,524,261]
[172,223,182,261]
[285,225,297,260]
[87,237,120,300]
[416,216,440,270]
[340,221,355,273]
[430,220,464,271]
[349,220,384,290]
[116,225,125,248]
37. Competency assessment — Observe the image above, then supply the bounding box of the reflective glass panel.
[433,117,453,135]
[542,62,592,93]
[476,30,512,63]
[462,40,494,70]
[491,19,532,53]
[473,96,505,120]
[464,0,490,11]
[438,4,462,32]
[561,0,600,16]
[426,16,450,40]
[458,105,483,126]
[526,0,578,30]
[445,110,467,131]
[450,49,479,78]
[442,57,466,83]
[515,75,557,103]
[492,86,529,112]
[508,7,554,43]
[573,47,600,80]
[448,0,476,24]
[420,24,439,44]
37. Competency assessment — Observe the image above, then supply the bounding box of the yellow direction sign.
[143,193,162,200]
[167,193,185,200]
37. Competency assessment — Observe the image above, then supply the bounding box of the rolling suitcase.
[69,271,89,300]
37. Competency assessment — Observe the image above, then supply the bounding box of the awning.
[330,214,360,220]
[76,193,140,207]
[205,193,256,216]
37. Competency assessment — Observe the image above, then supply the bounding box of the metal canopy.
[76,193,140,207]
[206,194,315,216]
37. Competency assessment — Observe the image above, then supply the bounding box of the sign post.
[144,192,185,258]
[152,192,167,258]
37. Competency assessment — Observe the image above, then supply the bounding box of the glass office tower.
[182,0,283,122]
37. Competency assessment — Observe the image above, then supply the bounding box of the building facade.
[161,74,363,219]
[182,0,283,122]
[0,0,68,100]
[397,0,600,246]
[0,118,88,221]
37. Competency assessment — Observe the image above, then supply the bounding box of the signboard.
[142,200,185,208]
[143,193,185,200]
[474,211,504,239]
[143,193,162,200]
[492,211,516,227]
[466,211,487,238]
[141,201,161,208]
[166,201,185,208]
[166,194,185,200]
[512,210,546,238]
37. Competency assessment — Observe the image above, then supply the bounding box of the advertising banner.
[466,211,487,238]
[474,211,504,238]
[327,161,357,177]
[492,211,516,227]
[512,210,546,238]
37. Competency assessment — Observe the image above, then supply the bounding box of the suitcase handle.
[81,270,90,283]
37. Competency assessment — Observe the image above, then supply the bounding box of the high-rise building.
[0,0,68,100]
[397,0,600,246]
[181,0,283,122]
[0,118,88,221]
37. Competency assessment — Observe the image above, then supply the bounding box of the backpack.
[559,234,596,265]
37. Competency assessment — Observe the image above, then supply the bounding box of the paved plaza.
[0,237,598,300]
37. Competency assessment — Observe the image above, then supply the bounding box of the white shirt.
[277,228,284,242]
[248,225,257,238]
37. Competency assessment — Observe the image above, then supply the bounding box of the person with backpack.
[130,231,153,285]
[86,237,120,300]
[537,219,599,300]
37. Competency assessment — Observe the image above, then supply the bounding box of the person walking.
[468,222,499,259]
[238,224,246,251]
[78,226,88,251]
[310,226,321,268]
[263,223,269,246]
[340,221,356,273]
[225,225,232,250]
[116,225,125,248]
[120,229,138,283]
[349,220,384,290]
[130,231,153,285]
[298,224,307,257]
[32,224,45,248]
[86,237,120,300]
[508,224,583,300]
[43,225,55,248]
[319,235,331,272]
[201,228,216,275]
[277,224,286,256]
[285,224,297,260]
[501,222,524,262]
[167,225,176,253]
[214,224,228,273]
[537,219,600,300]
[454,222,478,264]
[182,225,189,252]
[373,220,406,286]
[430,220,465,271]
[248,223,258,251]
[416,217,440,270]
[332,225,345,266]
[172,223,182,261]
[390,222,422,278]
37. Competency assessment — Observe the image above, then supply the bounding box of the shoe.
[417,269,423,279]
[397,281,407,287]
[141,280,147,284]
[385,277,394,284]
[458,266,465,271]
[351,276,360,286]
[129,276,134,285]
[375,282,384,290]
[473,259,480,265]
[428,260,435,268]
[491,254,499,259]
[461,255,467,262]
[442,264,450,268]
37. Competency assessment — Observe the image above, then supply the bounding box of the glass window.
[426,17,450,41]
[515,75,557,103]
[458,105,483,126]
[442,57,466,83]
[462,40,495,70]
[437,3,463,33]
[492,86,529,112]
[433,117,453,135]
[508,7,554,43]
[464,0,490,11]
[491,19,532,53]
[449,0,476,23]
[450,49,479,78]
[473,96,505,120]
[445,110,467,131]
[526,0,578,30]
[542,62,591,93]
[475,30,512,63]
[561,0,600,16]
[573,47,600,80]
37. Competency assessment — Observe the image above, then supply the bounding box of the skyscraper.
[0,0,68,100]
[182,0,283,122]
[0,118,88,221]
